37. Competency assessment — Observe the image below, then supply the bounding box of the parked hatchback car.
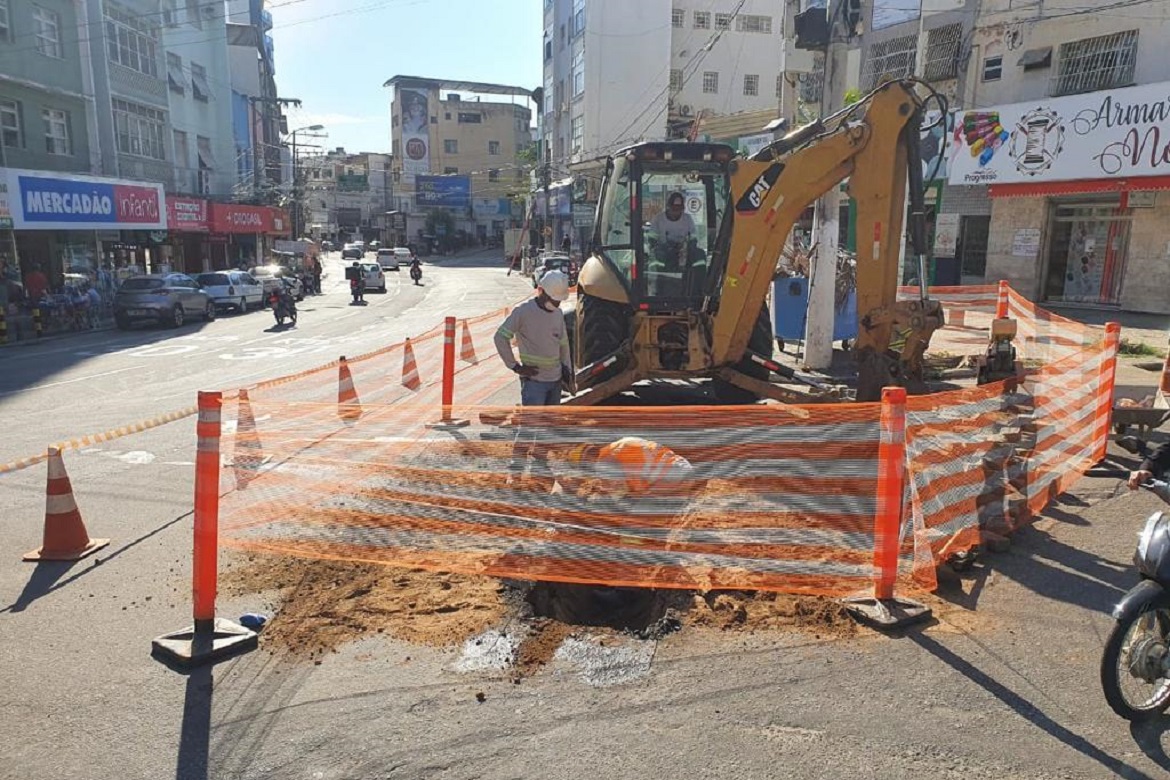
[196,270,264,313]
[341,242,364,260]
[114,274,215,329]
[360,262,386,293]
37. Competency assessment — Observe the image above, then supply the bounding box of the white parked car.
[360,262,386,293]
[196,271,264,313]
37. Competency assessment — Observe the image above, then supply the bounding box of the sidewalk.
[1046,304,1169,352]
[1,310,114,348]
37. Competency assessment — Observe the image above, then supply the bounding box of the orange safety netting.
[203,284,1118,598]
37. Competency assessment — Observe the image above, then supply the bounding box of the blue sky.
[271,0,543,154]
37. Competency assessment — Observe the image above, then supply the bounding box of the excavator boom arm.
[711,80,940,397]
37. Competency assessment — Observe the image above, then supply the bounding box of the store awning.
[988,175,1170,199]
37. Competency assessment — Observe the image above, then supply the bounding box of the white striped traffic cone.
[459,320,478,364]
[402,339,421,391]
[338,356,362,421]
[24,447,109,562]
[233,388,265,489]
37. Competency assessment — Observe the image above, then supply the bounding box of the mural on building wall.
[949,81,1170,186]
[400,88,431,184]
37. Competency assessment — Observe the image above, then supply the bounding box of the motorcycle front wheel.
[1101,605,1170,720]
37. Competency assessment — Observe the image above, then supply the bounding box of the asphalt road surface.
[4,253,1170,779]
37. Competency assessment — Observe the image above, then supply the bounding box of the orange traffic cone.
[338,356,362,421]
[24,447,109,562]
[402,339,421,391]
[459,320,478,364]
[233,388,265,489]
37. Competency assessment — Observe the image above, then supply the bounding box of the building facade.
[300,148,393,245]
[386,76,532,250]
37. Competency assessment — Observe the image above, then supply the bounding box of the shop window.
[1044,202,1132,306]
[958,215,990,279]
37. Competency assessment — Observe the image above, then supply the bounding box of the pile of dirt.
[685,591,860,640]
[222,555,870,661]
[221,553,507,658]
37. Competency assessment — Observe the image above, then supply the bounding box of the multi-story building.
[386,76,533,249]
[162,0,235,198]
[867,0,1170,314]
[299,148,393,245]
[540,0,786,248]
[226,0,282,200]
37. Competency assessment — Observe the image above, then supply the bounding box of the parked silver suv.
[113,274,216,329]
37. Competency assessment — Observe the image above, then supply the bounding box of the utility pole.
[541,157,551,250]
[802,0,849,371]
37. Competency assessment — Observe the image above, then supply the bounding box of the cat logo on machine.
[734,163,784,215]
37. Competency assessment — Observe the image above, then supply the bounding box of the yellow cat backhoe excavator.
[567,79,945,404]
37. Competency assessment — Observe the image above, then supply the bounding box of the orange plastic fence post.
[995,280,1010,319]
[442,316,456,417]
[875,386,907,600]
[1094,322,1122,462]
[842,386,930,629]
[151,391,257,667]
[426,317,470,429]
[193,391,222,625]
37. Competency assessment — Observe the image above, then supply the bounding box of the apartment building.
[386,76,533,247]
[162,0,235,198]
[870,0,1170,314]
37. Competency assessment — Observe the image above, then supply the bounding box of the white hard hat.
[538,269,570,301]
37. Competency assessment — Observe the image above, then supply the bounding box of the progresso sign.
[416,175,470,208]
[5,169,166,230]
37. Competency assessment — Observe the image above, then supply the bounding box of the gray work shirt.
[494,298,570,383]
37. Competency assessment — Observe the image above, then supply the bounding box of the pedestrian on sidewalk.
[494,269,574,474]
[561,233,571,255]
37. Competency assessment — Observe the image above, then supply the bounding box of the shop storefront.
[0,168,166,296]
[166,196,216,275]
[208,203,290,268]
[949,81,1170,312]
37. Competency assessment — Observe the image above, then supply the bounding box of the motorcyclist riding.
[350,260,366,304]
[270,277,297,325]
[409,257,422,286]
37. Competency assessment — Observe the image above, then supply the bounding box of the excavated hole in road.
[524,582,674,636]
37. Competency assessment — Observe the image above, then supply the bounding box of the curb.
[1,323,117,350]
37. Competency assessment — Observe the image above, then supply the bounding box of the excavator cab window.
[639,165,727,304]
[594,149,730,311]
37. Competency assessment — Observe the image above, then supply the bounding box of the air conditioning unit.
[679,105,693,117]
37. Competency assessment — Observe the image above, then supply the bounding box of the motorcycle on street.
[269,281,298,327]
[1101,479,1170,720]
[410,261,422,286]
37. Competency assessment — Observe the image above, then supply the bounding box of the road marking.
[0,365,142,396]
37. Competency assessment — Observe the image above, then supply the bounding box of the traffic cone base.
[24,448,109,562]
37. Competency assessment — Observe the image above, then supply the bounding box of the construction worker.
[561,436,700,497]
[495,269,574,477]
[494,269,572,406]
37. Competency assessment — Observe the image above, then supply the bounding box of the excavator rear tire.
[712,304,773,404]
[579,292,630,384]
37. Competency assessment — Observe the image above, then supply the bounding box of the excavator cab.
[594,143,735,313]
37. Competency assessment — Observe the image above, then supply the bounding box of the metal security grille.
[1052,30,1138,97]
[801,53,824,104]
[862,35,917,91]
[922,23,963,82]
